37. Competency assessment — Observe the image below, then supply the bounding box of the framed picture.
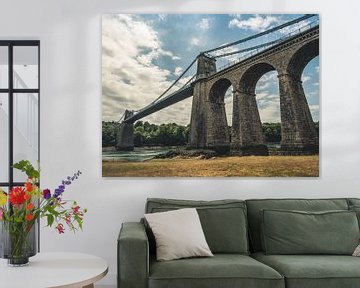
[102,14,319,177]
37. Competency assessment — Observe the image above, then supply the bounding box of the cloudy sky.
[102,14,319,125]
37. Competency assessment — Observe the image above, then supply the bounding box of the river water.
[102,143,280,162]
[102,147,173,162]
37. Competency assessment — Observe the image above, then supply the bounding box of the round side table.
[0,252,108,288]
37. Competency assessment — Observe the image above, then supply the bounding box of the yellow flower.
[0,190,7,206]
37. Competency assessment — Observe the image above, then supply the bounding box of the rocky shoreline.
[153,149,218,160]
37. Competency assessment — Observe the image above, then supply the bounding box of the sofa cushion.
[145,208,213,261]
[261,209,359,255]
[149,254,284,288]
[246,198,349,252]
[252,252,360,288]
[349,205,360,228]
[347,198,360,207]
[146,198,249,254]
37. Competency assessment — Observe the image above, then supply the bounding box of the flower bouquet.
[0,160,87,266]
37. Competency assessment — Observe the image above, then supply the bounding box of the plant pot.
[0,220,37,266]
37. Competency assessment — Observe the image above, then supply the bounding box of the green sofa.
[118,198,360,288]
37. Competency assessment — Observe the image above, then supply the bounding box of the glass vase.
[0,220,37,266]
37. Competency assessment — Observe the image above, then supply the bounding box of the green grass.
[102,155,319,177]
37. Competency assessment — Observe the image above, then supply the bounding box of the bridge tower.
[115,110,134,151]
[188,54,217,150]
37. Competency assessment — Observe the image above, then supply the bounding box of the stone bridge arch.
[231,62,278,155]
[287,38,319,81]
[205,77,234,153]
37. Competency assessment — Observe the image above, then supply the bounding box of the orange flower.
[25,182,33,192]
[26,214,33,221]
[24,193,31,200]
[26,203,34,210]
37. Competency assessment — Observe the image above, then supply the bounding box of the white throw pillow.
[353,244,360,256]
[145,208,213,261]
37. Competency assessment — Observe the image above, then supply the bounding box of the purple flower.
[54,189,63,198]
[43,189,51,200]
[54,170,82,199]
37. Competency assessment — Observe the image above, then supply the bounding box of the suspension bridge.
[116,14,319,155]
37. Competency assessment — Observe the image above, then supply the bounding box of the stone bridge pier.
[231,89,268,155]
[115,110,134,151]
[278,73,318,153]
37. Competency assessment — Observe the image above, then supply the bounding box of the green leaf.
[12,160,40,180]
[45,205,60,217]
[47,214,54,227]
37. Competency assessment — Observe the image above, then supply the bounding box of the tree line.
[102,121,319,147]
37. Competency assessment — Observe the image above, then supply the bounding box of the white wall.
[1,0,360,285]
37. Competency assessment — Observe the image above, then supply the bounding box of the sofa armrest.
[118,222,149,288]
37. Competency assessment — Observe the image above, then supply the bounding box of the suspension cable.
[118,111,126,123]
[180,74,196,89]
[213,38,283,59]
[204,14,316,55]
[149,57,197,105]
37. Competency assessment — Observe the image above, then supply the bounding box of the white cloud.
[256,93,281,123]
[102,14,187,123]
[252,71,281,122]
[257,72,278,90]
[224,87,234,125]
[198,18,212,30]
[309,105,319,122]
[190,37,201,46]
[213,44,239,63]
[259,104,281,123]
[158,14,167,21]
[302,75,311,83]
[229,14,242,19]
[141,97,193,125]
[307,91,318,96]
[174,67,183,76]
[229,15,280,32]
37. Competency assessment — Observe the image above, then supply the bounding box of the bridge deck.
[125,85,194,123]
